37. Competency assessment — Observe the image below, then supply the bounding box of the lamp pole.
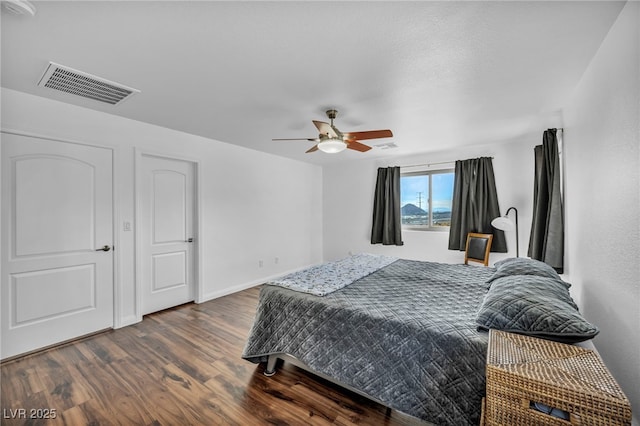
[505,207,519,257]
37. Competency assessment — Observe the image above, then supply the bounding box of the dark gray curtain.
[528,129,564,273]
[371,167,403,246]
[448,157,507,252]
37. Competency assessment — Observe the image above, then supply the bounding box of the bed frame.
[264,353,396,416]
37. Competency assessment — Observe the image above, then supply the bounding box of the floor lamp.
[491,207,519,257]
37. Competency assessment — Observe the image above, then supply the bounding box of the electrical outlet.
[275,257,279,265]
[258,260,264,268]
[123,221,131,231]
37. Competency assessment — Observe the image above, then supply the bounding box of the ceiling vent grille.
[37,62,140,105]
[374,142,399,150]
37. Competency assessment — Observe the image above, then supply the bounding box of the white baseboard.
[112,263,319,327]
[198,263,317,303]
[199,280,261,303]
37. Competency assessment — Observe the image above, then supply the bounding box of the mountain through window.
[400,169,454,231]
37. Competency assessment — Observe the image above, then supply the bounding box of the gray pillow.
[476,275,598,343]
[488,257,570,288]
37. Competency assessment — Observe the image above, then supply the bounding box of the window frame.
[400,168,454,232]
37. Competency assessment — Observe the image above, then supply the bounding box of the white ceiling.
[1,1,625,165]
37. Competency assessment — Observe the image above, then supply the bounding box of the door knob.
[95,245,112,252]
[185,238,194,243]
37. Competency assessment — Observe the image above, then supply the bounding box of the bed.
[241,254,598,425]
[242,255,496,425]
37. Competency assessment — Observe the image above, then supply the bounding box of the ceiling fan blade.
[346,140,372,152]
[306,144,319,153]
[343,129,393,141]
[272,138,318,141]
[312,120,338,138]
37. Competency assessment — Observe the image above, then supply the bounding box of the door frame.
[0,127,120,333]
[134,149,201,321]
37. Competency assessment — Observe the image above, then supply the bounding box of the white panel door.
[1,133,114,359]
[140,155,195,315]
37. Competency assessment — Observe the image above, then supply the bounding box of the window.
[400,169,454,231]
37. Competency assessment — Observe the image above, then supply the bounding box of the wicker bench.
[484,329,632,425]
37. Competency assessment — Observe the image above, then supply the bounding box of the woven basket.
[485,330,631,426]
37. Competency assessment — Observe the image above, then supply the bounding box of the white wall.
[1,88,323,327]
[323,136,538,265]
[563,1,640,416]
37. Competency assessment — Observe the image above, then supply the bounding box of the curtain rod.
[400,129,562,169]
[401,157,494,169]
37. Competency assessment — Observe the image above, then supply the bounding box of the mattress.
[242,259,496,425]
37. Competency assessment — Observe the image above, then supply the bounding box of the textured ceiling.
[1,1,626,165]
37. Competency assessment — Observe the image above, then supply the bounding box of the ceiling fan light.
[317,138,347,154]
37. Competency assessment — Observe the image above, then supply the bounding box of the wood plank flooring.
[1,286,429,425]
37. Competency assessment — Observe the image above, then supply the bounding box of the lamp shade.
[491,215,515,231]
[317,138,347,153]
[492,206,519,257]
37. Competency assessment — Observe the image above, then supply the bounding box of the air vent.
[374,142,399,150]
[3,0,36,16]
[37,62,140,105]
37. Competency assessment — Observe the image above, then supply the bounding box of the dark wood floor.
[1,286,429,425]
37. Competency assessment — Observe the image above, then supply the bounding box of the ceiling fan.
[272,109,393,154]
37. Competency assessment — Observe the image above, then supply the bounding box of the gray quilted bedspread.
[242,259,496,425]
